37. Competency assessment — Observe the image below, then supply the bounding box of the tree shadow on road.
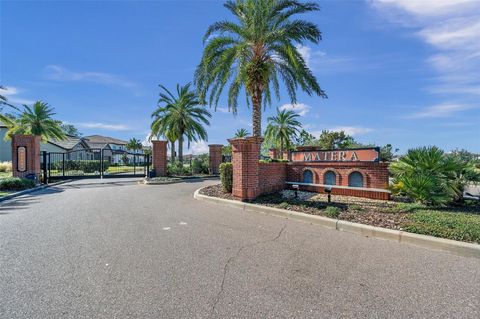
[0,187,65,214]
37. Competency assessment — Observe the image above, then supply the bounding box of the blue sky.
[1,0,479,154]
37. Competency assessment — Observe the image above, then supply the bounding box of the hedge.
[51,160,110,173]
[220,162,233,193]
[0,177,36,191]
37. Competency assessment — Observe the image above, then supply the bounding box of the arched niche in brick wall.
[323,170,337,185]
[348,171,365,188]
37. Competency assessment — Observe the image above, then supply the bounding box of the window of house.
[348,172,364,187]
[324,171,336,185]
[303,170,313,184]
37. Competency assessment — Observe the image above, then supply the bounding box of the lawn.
[107,165,147,174]
[200,185,480,244]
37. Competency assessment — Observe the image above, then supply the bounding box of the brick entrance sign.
[228,136,263,201]
[11,134,41,181]
[230,143,390,201]
[152,140,168,177]
[208,144,223,175]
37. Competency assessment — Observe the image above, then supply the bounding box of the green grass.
[0,190,12,197]
[107,166,146,174]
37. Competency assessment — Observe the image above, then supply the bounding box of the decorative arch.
[348,171,364,188]
[302,169,314,184]
[323,170,337,185]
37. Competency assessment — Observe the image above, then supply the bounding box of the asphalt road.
[0,178,479,318]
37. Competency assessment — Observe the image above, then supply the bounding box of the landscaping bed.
[199,184,480,244]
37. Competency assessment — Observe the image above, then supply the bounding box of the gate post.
[42,151,48,184]
[152,140,168,177]
[208,144,223,175]
[11,134,41,182]
[228,136,263,201]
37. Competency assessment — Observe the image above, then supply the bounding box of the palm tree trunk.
[170,140,175,162]
[280,135,284,158]
[178,136,184,164]
[252,90,262,137]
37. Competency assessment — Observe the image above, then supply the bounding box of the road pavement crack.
[210,224,287,317]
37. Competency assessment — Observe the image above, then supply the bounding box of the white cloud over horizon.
[310,126,374,137]
[75,122,131,131]
[44,65,138,89]
[0,86,35,105]
[279,103,310,116]
[189,140,209,155]
[406,103,473,119]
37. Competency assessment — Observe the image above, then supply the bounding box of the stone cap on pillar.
[228,136,263,150]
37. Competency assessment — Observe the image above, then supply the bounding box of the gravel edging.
[194,187,480,259]
[0,180,71,203]
[142,175,220,185]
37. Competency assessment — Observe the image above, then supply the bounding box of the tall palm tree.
[126,138,143,152]
[195,0,326,137]
[234,128,249,138]
[6,101,65,141]
[264,108,302,154]
[150,83,211,163]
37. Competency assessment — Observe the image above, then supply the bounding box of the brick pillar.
[269,148,278,159]
[228,136,263,201]
[11,134,41,182]
[208,144,223,175]
[152,140,168,177]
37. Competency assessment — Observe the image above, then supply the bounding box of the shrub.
[0,161,12,173]
[0,177,35,191]
[191,154,209,174]
[402,211,480,243]
[51,160,110,173]
[220,162,233,193]
[324,206,341,218]
[167,161,190,176]
[390,146,480,206]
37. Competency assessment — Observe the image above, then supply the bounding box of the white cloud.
[329,126,374,136]
[142,134,152,147]
[279,103,310,116]
[407,103,473,119]
[310,126,373,137]
[370,0,480,100]
[189,141,209,155]
[44,65,137,89]
[75,122,130,131]
[0,86,35,105]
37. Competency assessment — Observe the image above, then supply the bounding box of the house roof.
[47,135,86,150]
[83,135,128,145]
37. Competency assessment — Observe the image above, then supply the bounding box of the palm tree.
[264,108,302,154]
[0,85,17,126]
[6,101,65,141]
[195,0,326,137]
[150,83,211,163]
[126,138,143,152]
[234,128,249,138]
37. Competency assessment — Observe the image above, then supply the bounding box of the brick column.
[208,144,223,175]
[152,140,168,177]
[11,134,41,182]
[228,136,263,201]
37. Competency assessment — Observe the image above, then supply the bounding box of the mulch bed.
[200,184,235,200]
[200,184,408,230]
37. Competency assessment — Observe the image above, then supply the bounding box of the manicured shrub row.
[51,160,110,173]
[220,163,233,193]
[0,177,36,191]
[403,211,480,243]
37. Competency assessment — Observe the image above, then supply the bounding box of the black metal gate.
[42,148,150,183]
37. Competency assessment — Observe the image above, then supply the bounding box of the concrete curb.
[0,180,72,203]
[143,176,220,185]
[193,187,480,259]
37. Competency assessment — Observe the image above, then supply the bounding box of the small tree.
[234,128,249,138]
[264,108,302,154]
[126,138,143,152]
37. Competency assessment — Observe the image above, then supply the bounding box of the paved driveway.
[0,178,479,318]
